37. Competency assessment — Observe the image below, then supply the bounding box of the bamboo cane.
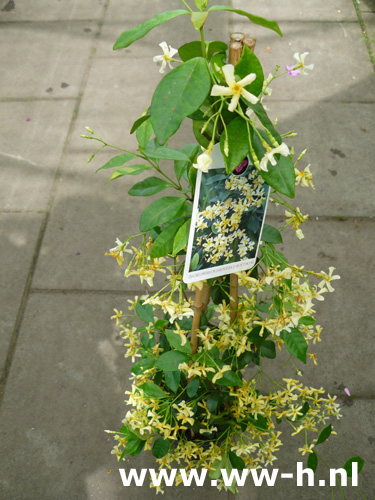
[190,284,205,354]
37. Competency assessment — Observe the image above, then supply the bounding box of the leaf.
[343,456,365,477]
[194,0,208,11]
[130,113,150,134]
[139,382,167,399]
[191,11,208,30]
[165,330,192,354]
[164,370,181,392]
[261,224,283,244]
[135,302,154,323]
[152,438,171,459]
[106,164,153,182]
[151,57,211,145]
[174,144,200,181]
[229,451,246,470]
[220,116,249,174]
[179,41,228,62]
[113,10,189,49]
[155,351,190,371]
[190,252,199,271]
[131,358,155,375]
[208,6,282,37]
[146,146,192,162]
[136,117,153,150]
[120,432,146,459]
[298,316,316,326]
[248,414,269,431]
[173,219,190,255]
[215,370,243,387]
[187,378,200,397]
[96,153,139,172]
[260,340,276,359]
[139,197,186,232]
[315,424,332,445]
[235,46,264,98]
[307,451,318,473]
[283,328,308,363]
[129,177,173,197]
[260,154,295,198]
[249,103,282,143]
[150,218,186,258]
[207,392,220,412]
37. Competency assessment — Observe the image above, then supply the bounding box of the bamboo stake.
[201,283,212,314]
[243,35,257,53]
[190,284,205,354]
[228,41,243,66]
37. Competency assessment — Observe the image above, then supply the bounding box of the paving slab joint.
[352,0,375,68]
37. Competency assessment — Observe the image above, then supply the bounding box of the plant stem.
[200,27,207,60]
[180,0,193,12]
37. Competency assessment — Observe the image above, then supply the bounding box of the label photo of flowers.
[184,145,269,283]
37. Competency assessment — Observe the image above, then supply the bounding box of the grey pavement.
[0,0,374,499]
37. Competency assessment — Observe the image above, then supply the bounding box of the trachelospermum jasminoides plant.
[82,0,366,495]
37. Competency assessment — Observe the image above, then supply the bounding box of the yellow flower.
[212,365,231,384]
[298,443,315,455]
[110,308,123,326]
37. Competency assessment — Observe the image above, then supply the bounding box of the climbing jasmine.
[153,41,178,73]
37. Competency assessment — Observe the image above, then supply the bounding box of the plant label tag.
[183,144,270,283]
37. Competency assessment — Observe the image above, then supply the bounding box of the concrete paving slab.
[362,12,375,48]
[0,0,105,21]
[0,100,76,211]
[257,217,375,397]
[230,21,375,102]
[231,0,358,21]
[236,399,375,499]
[0,212,44,371]
[0,22,95,99]
[359,0,375,12]
[0,292,230,500]
[265,101,375,217]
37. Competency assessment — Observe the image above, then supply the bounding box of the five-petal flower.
[259,143,290,172]
[153,41,178,73]
[211,64,259,112]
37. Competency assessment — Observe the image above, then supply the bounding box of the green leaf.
[165,330,192,354]
[187,378,200,397]
[139,196,186,232]
[139,382,167,399]
[283,328,308,363]
[220,116,249,174]
[315,424,332,445]
[190,252,200,271]
[173,219,190,255]
[261,224,283,244]
[191,11,208,30]
[229,451,246,470]
[249,103,282,143]
[215,370,243,387]
[146,146,192,162]
[129,177,173,197]
[164,370,181,392]
[151,57,211,145]
[120,432,146,459]
[208,6,282,36]
[195,0,208,11]
[179,41,227,62]
[343,456,365,477]
[106,164,153,182]
[135,302,154,323]
[155,350,190,371]
[248,414,269,431]
[260,154,295,198]
[298,316,316,326]
[174,144,200,181]
[260,340,276,359]
[131,358,155,375]
[307,451,318,473]
[96,153,139,172]
[113,10,189,49]
[136,117,153,150]
[207,392,220,412]
[150,218,186,258]
[152,437,171,458]
[235,46,264,98]
[130,113,150,134]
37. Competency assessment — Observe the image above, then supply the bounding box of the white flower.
[153,41,178,73]
[211,64,258,112]
[293,52,314,76]
[259,143,290,172]
[193,144,213,173]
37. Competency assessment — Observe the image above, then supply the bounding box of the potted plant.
[83,0,365,494]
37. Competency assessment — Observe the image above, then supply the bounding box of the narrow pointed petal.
[222,64,236,86]
[228,93,240,112]
[241,89,259,105]
[238,72,256,87]
[211,85,234,97]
